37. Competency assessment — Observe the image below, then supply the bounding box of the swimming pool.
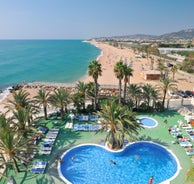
[139,117,158,128]
[58,142,180,184]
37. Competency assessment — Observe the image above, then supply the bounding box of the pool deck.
[2,110,194,184]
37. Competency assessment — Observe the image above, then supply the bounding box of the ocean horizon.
[0,39,101,100]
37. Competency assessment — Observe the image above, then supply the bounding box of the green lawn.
[1,110,193,184]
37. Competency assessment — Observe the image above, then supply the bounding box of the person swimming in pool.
[148,176,154,184]
[110,160,117,165]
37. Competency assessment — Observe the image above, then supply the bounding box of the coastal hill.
[95,28,194,40]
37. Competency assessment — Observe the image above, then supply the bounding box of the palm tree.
[96,99,142,150]
[7,90,31,111]
[114,61,125,104]
[86,82,96,110]
[75,81,87,110]
[88,60,102,111]
[0,114,35,173]
[128,84,142,109]
[6,89,37,123]
[157,77,178,108]
[171,64,179,81]
[157,59,166,78]
[141,84,158,111]
[11,108,34,137]
[123,65,133,102]
[34,88,50,120]
[72,93,84,113]
[49,88,71,121]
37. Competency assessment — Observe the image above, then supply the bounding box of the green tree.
[128,84,142,109]
[123,65,133,103]
[141,84,158,111]
[49,88,71,121]
[0,115,35,173]
[12,108,35,138]
[34,88,50,120]
[114,61,125,104]
[75,81,87,110]
[7,90,31,111]
[171,64,179,81]
[88,60,102,110]
[96,99,142,150]
[158,77,178,108]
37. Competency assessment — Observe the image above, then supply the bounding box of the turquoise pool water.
[140,117,158,128]
[58,142,179,184]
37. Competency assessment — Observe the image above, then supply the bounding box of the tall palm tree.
[34,88,50,120]
[114,61,125,104]
[171,64,179,81]
[157,59,166,78]
[86,82,96,109]
[6,89,37,123]
[88,60,102,111]
[7,90,31,111]
[141,84,158,111]
[128,84,142,109]
[123,65,133,102]
[96,99,142,150]
[72,93,84,113]
[75,81,87,110]
[0,114,35,173]
[49,88,71,121]
[11,108,34,137]
[158,77,178,108]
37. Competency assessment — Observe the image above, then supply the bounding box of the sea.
[0,40,101,101]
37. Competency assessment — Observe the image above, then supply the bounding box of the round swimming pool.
[139,117,158,128]
[58,142,180,184]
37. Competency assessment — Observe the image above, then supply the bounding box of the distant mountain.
[159,29,194,40]
[95,28,194,40]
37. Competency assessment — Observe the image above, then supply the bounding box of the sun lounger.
[179,141,192,147]
[90,115,99,121]
[40,146,52,151]
[39,150,51,155]
[31,161,47,173]
[171,131,182,136]
[33,161,47,168]
[78,115,89,121]
[65,122,73,129]
[46,134,58,139]
[185,148,194,155]
[31,168,45,174]
[43,138,56,142]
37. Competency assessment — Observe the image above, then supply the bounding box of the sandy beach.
[0,41,194,114]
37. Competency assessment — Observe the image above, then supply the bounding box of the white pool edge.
[58,141,181,184]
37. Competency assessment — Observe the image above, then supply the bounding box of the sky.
[0,0,194,39]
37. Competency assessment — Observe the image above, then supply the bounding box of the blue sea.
[0,40,100,100]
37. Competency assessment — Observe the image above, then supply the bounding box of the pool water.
[59,142,178,184]
[140,117,158,128]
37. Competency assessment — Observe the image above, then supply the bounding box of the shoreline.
[1,40,194,113]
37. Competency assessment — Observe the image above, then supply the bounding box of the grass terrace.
[1,110,193,184]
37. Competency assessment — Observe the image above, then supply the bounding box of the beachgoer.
[110,160,116,165]
[72,156,75,161]
[148,176,154,184]
[135,156,140,160]
[59,158,63,163]
[168,127,172,134]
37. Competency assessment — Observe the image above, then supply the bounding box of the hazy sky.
[0,0,194,39]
